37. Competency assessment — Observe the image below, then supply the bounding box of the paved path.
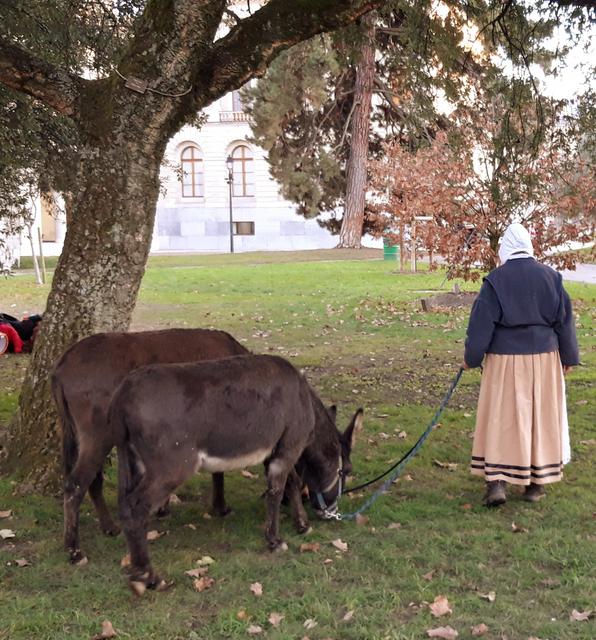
[559,264,596,285]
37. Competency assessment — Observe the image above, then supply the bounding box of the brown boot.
[484,480,506,507]
[523,483,546,502]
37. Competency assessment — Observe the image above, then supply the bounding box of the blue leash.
[338,367,464,521]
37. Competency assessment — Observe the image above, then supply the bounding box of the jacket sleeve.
[554,288,580,366]
[464,280,502,368]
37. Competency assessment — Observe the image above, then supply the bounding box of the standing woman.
[463,223,579,506]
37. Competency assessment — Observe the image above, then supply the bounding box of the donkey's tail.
[51,371,78,477]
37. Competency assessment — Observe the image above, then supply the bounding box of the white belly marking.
[195,447,272,473]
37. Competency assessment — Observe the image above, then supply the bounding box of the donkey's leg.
[211,472,231,517]
[285,469,311,534]
[88,468,120,536]
[121,479,169,592]
[64,452,107,564]
[264,457,293,551]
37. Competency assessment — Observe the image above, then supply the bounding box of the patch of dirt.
[420,292,477,312]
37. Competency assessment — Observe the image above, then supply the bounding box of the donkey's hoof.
[69,549,88,566]
[153,578,173,592]
[129,579,147,597]
[295,521,312,535]
[268,540,288,553]
[212,504,232,518]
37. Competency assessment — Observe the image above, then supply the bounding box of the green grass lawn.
[1,252,594,640]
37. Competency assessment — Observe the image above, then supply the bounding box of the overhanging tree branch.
[199,0,382,104]
[0,37,84,116]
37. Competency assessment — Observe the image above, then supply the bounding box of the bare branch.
[0,37,84,116]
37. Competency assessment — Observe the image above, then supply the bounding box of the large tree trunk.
[4,100,169,491]
[5,152,164,491]
[337,13,375,249]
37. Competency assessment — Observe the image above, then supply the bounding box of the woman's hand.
[461,361,470,370]
[563,365,573,376]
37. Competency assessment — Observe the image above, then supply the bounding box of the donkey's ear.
[327,404,337,423]
[343,408,363,450]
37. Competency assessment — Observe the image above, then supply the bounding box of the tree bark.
[337,13,375,249]
[0,0,383,492]
[4,116,167,490]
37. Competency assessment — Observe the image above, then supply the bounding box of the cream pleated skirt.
[471,351,569,486]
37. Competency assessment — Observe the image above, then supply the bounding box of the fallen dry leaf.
[247,624,263,635]
[575,399,588,405]
[241,469,259,479]
[355,513,369,526]
[511,522,529,534]
[168,493,182,505]
[423,570,436,581]
[331,538,348,552]
[471,623,489,636]
[323,558,333,565]
[120,554,131,568]
[433,460,458,471]
[193,576,215,592]
[0,529,15,539]
[479,591,496,603]
[299,542,320,553]
[268,612,284,627]
[236,610,249,621]
[388,522,402,530]
[185,523,197,530]
[185,567,209,578]
[461,503,473,511]
[430,595,453,617]
[91,620,117,640]
[303,619,318,630]
[541,578,560,587]
[426,626,458,639]
[202,512,212,520]
[580,439,596,445]
[250,582,263,597]
[15,558,31,567]
[397,430,408,439]
[569,609,592,622]
[0,510,12,519]
[342,610,355,622]
[196,555,215,566]
[146,530,164,541]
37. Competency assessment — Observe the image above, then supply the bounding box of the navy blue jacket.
[464,258,579,368]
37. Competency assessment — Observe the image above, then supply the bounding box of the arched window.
[180,144,204,197]
[231,144,255,197]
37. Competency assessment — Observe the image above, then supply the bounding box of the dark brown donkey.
[113,354,362,592]
[51,328,249,564]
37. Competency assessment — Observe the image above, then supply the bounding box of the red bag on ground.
[0,323,23,353]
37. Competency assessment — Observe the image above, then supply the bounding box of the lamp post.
[225,155,234,254]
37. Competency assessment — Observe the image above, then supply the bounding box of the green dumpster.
[383,239,400,261]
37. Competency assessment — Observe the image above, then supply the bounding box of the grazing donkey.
[51,328,249,564]
[113,354,362,592]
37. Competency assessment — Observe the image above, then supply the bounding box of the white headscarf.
[498,223,535,264]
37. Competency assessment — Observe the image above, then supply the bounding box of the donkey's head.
[301,402,363,520]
